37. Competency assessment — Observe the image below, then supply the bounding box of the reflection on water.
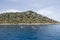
[0,25,60,40]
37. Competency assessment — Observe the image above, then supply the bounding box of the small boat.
[20,26,23,29]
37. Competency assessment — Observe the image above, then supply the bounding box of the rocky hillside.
[0,10,58,24]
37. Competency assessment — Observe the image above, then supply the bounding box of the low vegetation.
[0,10,58,24]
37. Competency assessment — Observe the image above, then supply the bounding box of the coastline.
[0,23,59,25]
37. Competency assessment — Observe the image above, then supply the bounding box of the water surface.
[0,24,60,40]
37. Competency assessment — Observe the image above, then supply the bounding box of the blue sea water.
[0,24,60,40]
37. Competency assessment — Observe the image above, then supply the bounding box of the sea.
[0,24,60,40]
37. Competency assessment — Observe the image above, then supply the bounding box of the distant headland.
[0,10,59,25]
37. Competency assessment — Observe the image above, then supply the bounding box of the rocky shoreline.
[0,23,59,25]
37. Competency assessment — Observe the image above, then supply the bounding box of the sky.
[0,0,60,21]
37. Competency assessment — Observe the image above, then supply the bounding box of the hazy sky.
[0,0,60,21]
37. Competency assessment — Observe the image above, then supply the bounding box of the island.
[0,10,59,25]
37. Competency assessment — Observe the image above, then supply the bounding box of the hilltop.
[0,10,58,24]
